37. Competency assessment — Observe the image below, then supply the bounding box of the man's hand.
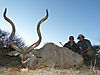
[81,46,91,55]
[80,51,84,55]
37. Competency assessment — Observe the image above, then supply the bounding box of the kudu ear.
[8,51,20,56]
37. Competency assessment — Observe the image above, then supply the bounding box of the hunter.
[77,34,95,63]
[63,36,79,53]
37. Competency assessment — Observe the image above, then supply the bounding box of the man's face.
[78,36,84,41]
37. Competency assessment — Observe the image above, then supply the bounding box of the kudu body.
[3,8,84,68]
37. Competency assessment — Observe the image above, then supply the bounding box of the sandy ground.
[0,66,100,75]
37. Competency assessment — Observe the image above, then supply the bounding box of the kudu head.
[3,8,48,67]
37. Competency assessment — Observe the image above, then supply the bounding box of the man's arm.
[81,46,92,55]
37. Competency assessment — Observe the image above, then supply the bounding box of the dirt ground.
[0,66,100,75]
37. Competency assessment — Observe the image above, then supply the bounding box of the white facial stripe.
[15,53,20,56]
[32,54,35,57]
[21,58,29,64]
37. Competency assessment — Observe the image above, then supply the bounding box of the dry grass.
[0,66,100,75]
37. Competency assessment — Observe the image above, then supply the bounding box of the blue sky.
[0,0,100,48]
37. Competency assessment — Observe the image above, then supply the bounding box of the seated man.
[77,34,96,63]
[63,36,79,53]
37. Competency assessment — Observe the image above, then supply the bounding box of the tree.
[0,29,25,53]
[0,29,25,67]
[0,29,9,49]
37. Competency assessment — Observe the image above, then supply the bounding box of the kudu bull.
[3,8,84,68]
